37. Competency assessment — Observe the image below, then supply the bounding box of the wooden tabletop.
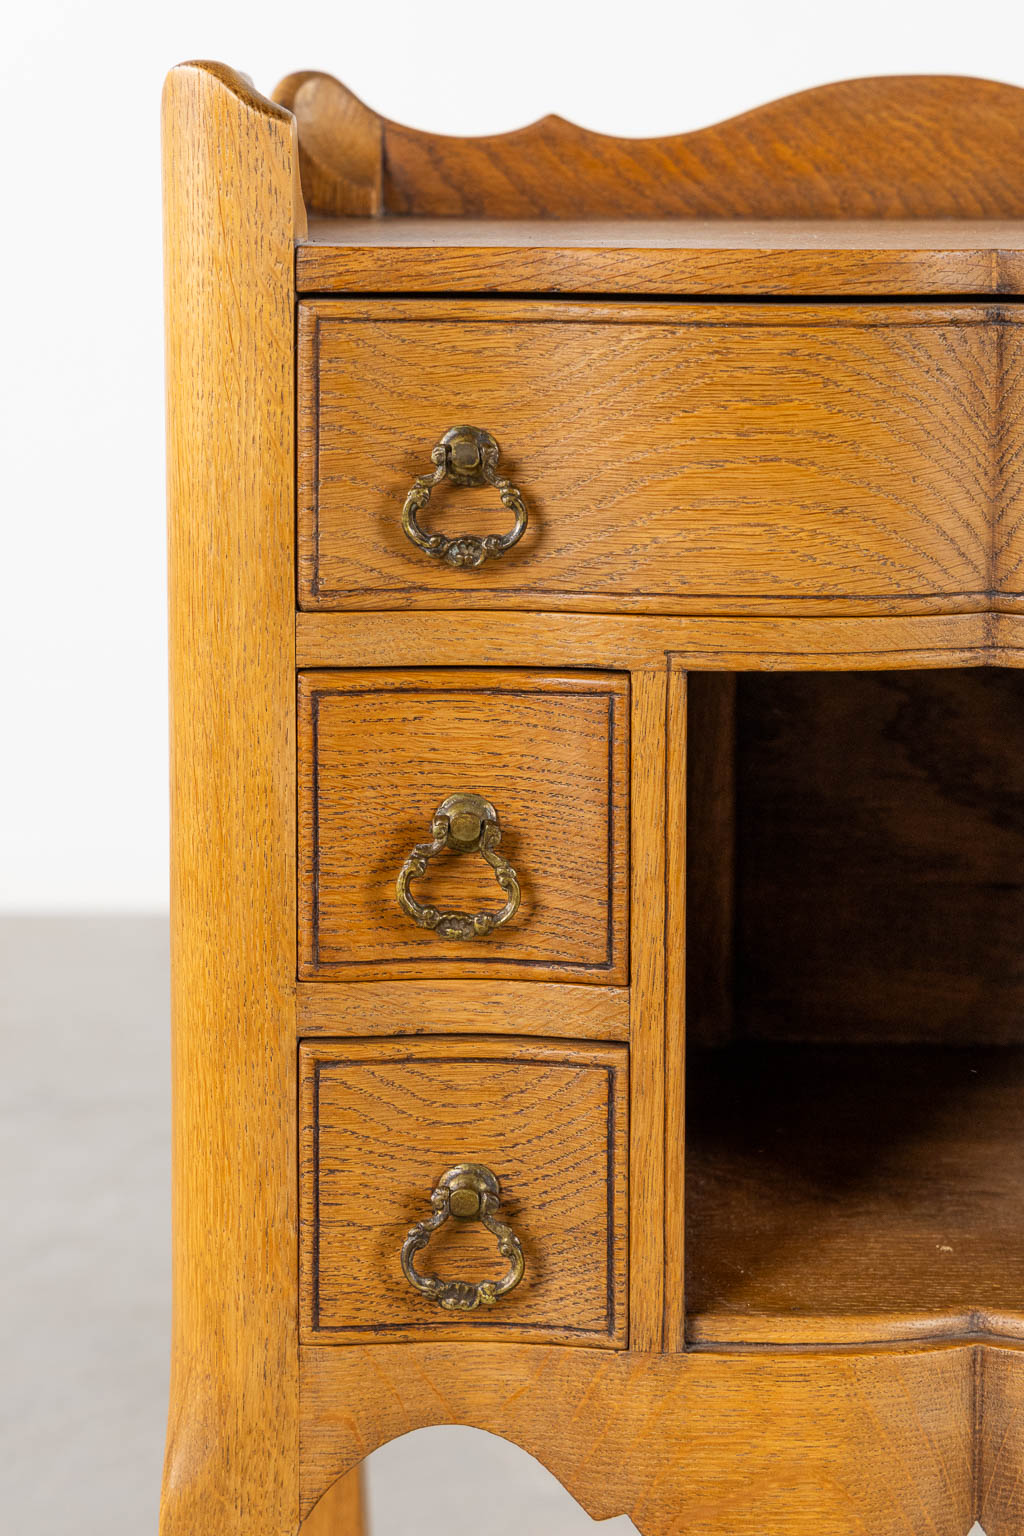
[297,218,1024,296]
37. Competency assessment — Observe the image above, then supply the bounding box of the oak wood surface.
[627,671,667,1352]
[298,1466,364,1536]
[686,1044,1024,1345]
[277,72,1024,222]
[733,669,1024,1043]
[299,1341,979,1534]
[297,979,629,1039]
[997,317,1024,600]
[298,669,629,983]
[276,72,381,217]
[977,1347,1024,1535]
[683,672,736,1051]
[299,299,1013,615]
[298,216,1024,295]
[161,61,299,1536]
[165,61,1024,1535]
[662,667,688,1353]
[299,1038,628,1347]
[295,609,1023,672]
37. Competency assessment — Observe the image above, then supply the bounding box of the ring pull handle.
[401,425,529,568]
[395,793,521,941]
[400,1164,526,1311]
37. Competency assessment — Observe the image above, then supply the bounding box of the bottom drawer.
[300,1036,628,1346]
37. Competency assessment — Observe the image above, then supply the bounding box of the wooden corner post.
[161,61,302,1536]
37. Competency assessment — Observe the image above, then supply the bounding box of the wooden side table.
[161,62,1024,1536]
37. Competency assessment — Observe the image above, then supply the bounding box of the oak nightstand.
[161,62,1024,1536]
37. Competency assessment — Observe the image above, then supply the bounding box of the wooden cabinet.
[163,61,1024,1536]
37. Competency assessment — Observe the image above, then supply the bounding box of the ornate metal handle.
[400,1164,526,1311]
[395,793,521,941]
[401,425,528,568]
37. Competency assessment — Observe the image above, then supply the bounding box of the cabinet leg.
[300,1465,367,1536]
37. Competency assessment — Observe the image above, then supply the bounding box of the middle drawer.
[298,669,630,982]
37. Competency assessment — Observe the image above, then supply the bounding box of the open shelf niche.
[684,667,1024,1346]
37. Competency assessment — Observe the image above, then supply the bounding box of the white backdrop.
[3,0,1023,909]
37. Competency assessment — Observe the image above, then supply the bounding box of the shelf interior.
[684,668,1024,1346]
[686,1041,1024,1344]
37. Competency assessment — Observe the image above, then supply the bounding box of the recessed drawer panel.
[299,1037,628,1346]
[298,299,1002,615]
[298,669,629,983]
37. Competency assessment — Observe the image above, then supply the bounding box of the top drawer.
[297,299,1011,615]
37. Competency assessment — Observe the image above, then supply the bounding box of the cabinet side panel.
[161,61,299,1536]
[733,669,1024,1043]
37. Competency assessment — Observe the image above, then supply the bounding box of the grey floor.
[0,918,984,1535]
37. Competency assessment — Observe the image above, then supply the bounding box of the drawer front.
[298,299,998,614]
[298,669,629,982]
[299,1037,628,1346]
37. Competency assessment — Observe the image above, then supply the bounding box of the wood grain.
[299,1342,976,1535]
[977,1347,1024,1535]
[299,1038,628,1347]
[275,72,381,216]
[165,60,1024,1533]
[298,1466,365,1536]
[295,609,1007,672]
[662,665,688,1353]
[297,669,629,983]
[299,299,1010,615]
[278,71,1024,221]
[161,61,299,1536]
[733,669,1024,1043]
[628,669,667,1351]
[683,672,736,1051]
[296,980,628,1039]
[686,1044,1024,1345]
[994,611,1024,659]
[997,314,1024,603]
[298,216,1024,296]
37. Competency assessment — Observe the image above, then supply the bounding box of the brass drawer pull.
[395,793,521,940]
[401,425,528,568]
[401,1163,526,1311]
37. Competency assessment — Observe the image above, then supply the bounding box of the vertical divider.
[628,663,669,1350]
[663,660,688,1351]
